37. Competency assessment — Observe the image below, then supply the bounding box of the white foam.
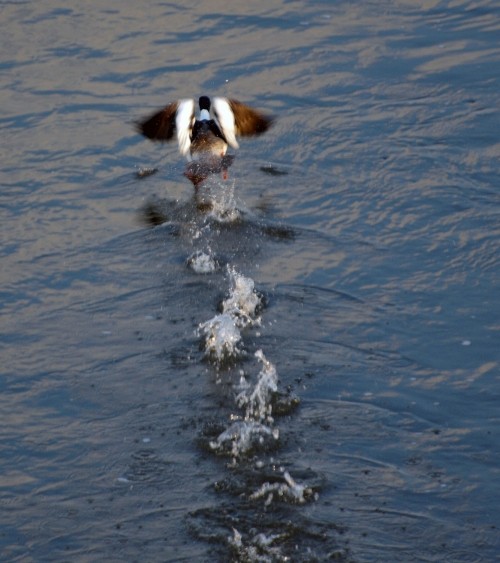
[187,250,216,273]
[249,470,314,505]
[209,420,279,458]
[208,353,280,461]
[197,267,262,361]
[236,350,277,423]
[198,312,242,361]
[228,528,288,562]
[222,268,261,326]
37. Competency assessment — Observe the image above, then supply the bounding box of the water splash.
[190,233,318,560]
[236,350,278,423]
[229,528,290,562]
[222,267,262,329]
[208,350,286,461]
[197,267,263,362]
[198,312,243,361]
[209,419,279,458]
[201,178,242,223]
[187,250,217,274]
[249,470,316,506]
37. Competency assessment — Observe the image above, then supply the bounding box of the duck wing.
[137,99,195,157]
[212,97,239,149]
[137,101,179,141]
[213,97,274,150]
[175,99,195,157]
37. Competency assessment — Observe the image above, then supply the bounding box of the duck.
[137,96,274,163]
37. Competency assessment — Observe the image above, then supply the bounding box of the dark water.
[1,1,499,561]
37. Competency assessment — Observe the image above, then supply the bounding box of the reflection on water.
[1,0,499,561]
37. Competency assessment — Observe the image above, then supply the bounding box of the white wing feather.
[176,99,195,159]
[213,97,239,149]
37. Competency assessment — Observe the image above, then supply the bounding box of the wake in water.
[195,273,319,559]
[135,168,347,560]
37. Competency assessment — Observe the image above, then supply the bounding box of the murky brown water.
[1,1,499,561]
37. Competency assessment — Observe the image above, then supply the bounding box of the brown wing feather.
[136,101,179,141]
[228,99,274,136]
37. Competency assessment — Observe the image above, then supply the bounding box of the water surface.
[1,1,499,561]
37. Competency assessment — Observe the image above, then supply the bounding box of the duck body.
[188,104,228,161]
[137,95,273,163]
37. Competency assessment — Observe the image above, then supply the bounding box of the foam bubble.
[198,313,243,361]
[222,267,262,326]
[209,420,279,458]
[204,347,280,458]
[197,267,263,362]
[249,470,314,505]
[236,350,278,423]
[187,250,217,274]
[228,528,289,562]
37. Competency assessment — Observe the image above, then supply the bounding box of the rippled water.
[1,1,499,561]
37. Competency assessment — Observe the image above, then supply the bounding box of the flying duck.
[137,96,274,162]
